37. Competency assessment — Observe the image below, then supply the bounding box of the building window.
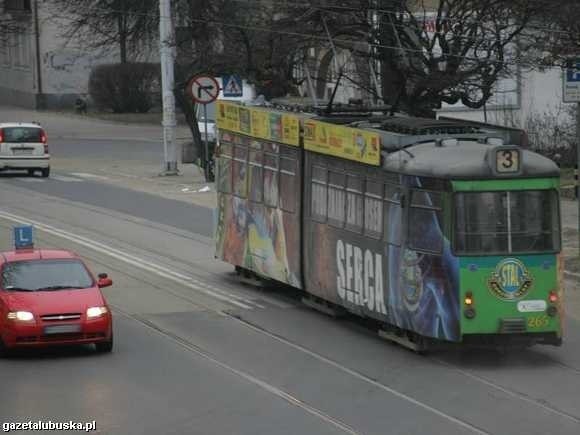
[5,0,32,12]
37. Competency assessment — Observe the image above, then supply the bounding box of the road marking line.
[17,178,44,183]
[51,174,84,182]
[0,210,260,310]
[70,172,110,180]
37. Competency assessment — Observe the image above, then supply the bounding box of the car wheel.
[95,335,113,353]
[40,167,50,178]
[27,169,35,176]
[0,338,8,358]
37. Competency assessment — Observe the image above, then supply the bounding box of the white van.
[0,123,50,177]
[196,77,256,142]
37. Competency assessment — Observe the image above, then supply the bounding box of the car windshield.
[2,127,43,143]
[1,259,94,291]
[454,190,561,255]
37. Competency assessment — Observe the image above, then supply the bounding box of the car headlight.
[86,306,108,318]
[7,311,35,321]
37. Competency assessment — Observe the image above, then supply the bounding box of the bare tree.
[523,0,580,67]
[49,0,160,64]
[217,0,544,117]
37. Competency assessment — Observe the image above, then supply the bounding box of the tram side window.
[384,183,402,246]
[264,152,279,207]
[345,175,363,233]
[408,190,443,254]
[280,154,297,213]
[328,171,346,228]
[364,180,383,238]
[311,165,327,222]
[217,142,232,194]
[249,149,263,203]
[232,145,248,198]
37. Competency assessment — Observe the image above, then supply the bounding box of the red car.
[0,248,113,355]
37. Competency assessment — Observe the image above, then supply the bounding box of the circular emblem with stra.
[488,258,533,301]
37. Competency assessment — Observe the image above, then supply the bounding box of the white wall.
[38,4,118,101]
[437,67,573,130]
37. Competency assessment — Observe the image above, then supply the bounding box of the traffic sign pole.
[187,75,220,182]
[203,104,210,182]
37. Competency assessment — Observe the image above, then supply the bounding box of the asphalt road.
[0,171,214,237]
[1,172,580,435]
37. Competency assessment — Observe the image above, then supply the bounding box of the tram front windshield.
[454,190,560,255]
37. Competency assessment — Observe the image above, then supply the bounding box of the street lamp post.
[159,0,178,175]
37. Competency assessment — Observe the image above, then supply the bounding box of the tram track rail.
[112,304,361,435]
[0,208,494,435]
[430,357,580,425]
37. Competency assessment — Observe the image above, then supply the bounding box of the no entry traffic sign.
[187,75,220,104]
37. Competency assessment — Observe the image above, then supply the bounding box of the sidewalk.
[0,105,217,208]
[55,157,217,210]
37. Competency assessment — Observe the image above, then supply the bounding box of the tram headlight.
[547,306,558,317]
[464,291,474,306]
[548,291,558,304]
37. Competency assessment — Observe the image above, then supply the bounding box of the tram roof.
[317,114,557,179]
[348,116,515,151]
[382,139,560,179]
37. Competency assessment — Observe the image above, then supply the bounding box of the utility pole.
[159,0,178,175]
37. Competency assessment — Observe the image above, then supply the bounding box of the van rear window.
[1,127,43,143]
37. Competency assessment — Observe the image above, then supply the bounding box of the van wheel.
[27,169,35,176]
[95,335,113,353]
[40,167,50,178]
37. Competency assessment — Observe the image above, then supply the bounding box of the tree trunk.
[118,0,127,64]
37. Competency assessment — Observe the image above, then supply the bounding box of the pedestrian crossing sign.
[222,75,243,97]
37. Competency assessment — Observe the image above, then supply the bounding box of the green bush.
[89,63,160,113]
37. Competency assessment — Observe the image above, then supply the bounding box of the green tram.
[214,101,563,350]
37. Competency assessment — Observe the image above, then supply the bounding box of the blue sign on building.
[566,63,580,82]
[222,75,243,97]
[14,225,34,249]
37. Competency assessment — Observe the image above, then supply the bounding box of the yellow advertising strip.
[216,101,300,146]
[303,120,381,166]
